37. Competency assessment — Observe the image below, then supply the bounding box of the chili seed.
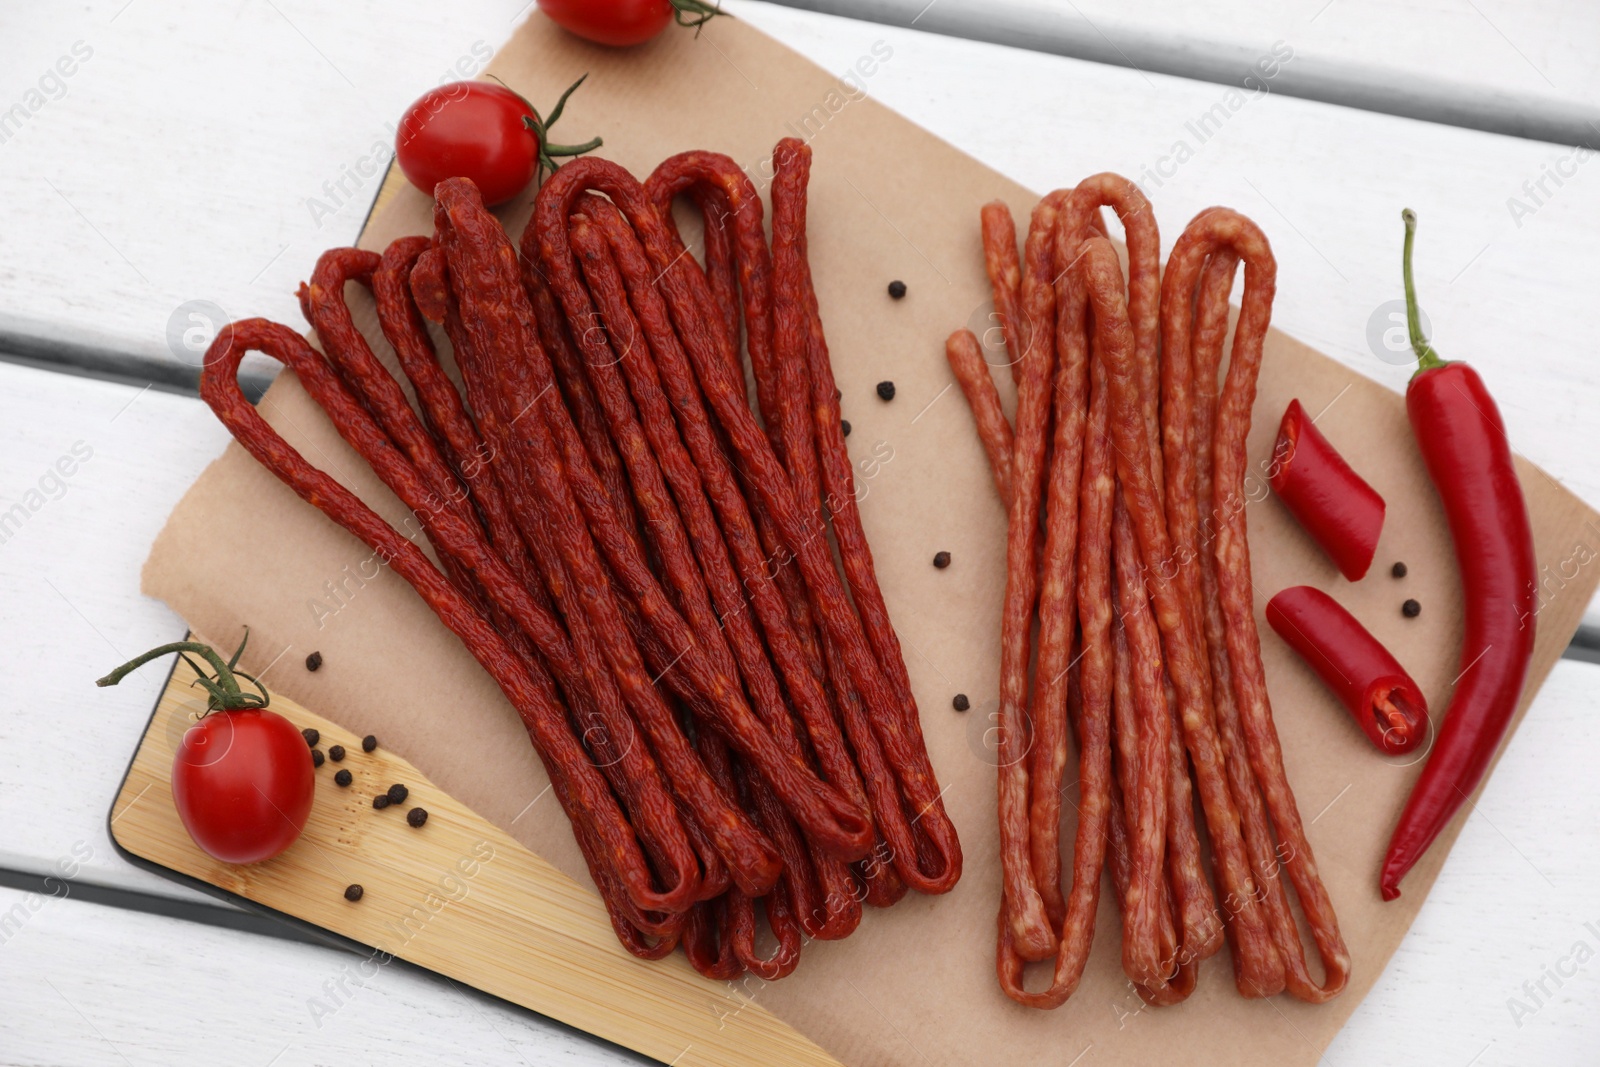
[933,551,951,569]
[311,749,325,768]
[328,744,345,762]
[334,769,352,788]
[952,693,970,712]
[1402,599,1422,618]
[305,651,323,672]
[344,884,364,902]
[1391,561,1408,578]
[876,381,896,401]
[362,734,378,753]
[840,420,852,438]
[302,728,319,747]
[887,280,907,299]
[372,795,391,810]
[407,807,429,828]
[387,784,409,804]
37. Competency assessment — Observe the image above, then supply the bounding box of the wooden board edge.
[109,647,843,1067]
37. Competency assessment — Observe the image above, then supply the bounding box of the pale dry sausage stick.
[1074,235,1282,997]
[1110,495,1171,988]
[945,329,1015,506]
[1169,209,1351,1002]
[1023,211,1095,931]
[980,200,1026,386]
[996,190,1072,960]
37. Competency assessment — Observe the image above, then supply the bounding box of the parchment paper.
[143,12,1600,1066]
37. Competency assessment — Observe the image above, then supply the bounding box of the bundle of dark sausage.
[949,181,1349,1007]
[201,138,960,980]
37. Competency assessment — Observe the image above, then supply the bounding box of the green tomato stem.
[97,630,269,712]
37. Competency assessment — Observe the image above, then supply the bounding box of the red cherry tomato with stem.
[98,631,316,864]
[395,76,601,206]
[536,0,727,48]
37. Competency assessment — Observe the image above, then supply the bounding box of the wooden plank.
[110,656,840,1067]
[0,887,636,1066]
[0,359,229,905]
[771,0,1600,145]
[5,1,1597,525]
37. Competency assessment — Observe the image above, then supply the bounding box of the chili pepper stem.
[1401,209,1447,375]
[96,629,270,712]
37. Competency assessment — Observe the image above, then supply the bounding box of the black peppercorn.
[311,749,325,768]
[305,651,323,672]
[361,734,377,753]
[1402,599,1422,618]
[876,381,896,401]
[933,551,951,569]
[407,807,429,828]
[344,884,364,902]
[952,693,970,712]
[387,784,409,804]
[302,728,319,747]
[840,420,852,438]
[887,280,907,299]
[1391,561,1408,578]
[372,795,391,810]
[334,769,352,788]
[328,744,345,762]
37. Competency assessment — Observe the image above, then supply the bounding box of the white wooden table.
[2,2,1598,1064]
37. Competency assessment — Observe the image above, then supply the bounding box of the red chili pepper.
[1268,398,1386,580]
[1266,585,1428,755]
[1378,210,1538,901]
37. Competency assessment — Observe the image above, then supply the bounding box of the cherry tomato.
[172,707,315,864]
[536,0,723,47]
[396,82,539,206]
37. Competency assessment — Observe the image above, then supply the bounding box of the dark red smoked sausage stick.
[529,158,960,897]
[200,320,683,923]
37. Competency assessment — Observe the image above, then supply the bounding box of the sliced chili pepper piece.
[1269,398,1386,581]
[1267,585,1429,755]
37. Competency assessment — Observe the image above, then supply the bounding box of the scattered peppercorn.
[840,420,852,438]
[952,693,970,712]
[1391,562,1408,579]
[407,807,429,828]
[933,551,951,569]
[362,734,378,753]
[344,884,364,902]
[305,651,323,672]
[334,769,353,788]
[876,381,896,401]
[372,795,391,810]
[302,728,319,747]
[328,744,345,762]
[311,749,325,768]
[387,784,409,804]
[1402,599,1422,618]
[887,280,907,299]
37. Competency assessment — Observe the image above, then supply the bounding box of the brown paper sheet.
[143,13,1600,1066]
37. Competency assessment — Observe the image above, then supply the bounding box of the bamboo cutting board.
[111,650,840,1067]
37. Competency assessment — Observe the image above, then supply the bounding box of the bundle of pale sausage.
[199,138,961,981]
[947,177,1350,1007]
